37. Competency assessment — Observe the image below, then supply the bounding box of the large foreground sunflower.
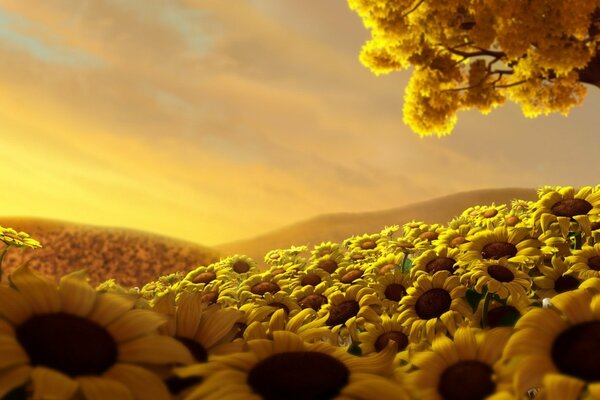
[0,265,194,399]
[174,330,410,400]
[503,288,600,398]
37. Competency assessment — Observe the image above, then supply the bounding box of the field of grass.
[0,185,599,399]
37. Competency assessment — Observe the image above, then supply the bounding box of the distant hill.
[213,188,539,267]
[0,217,221,288]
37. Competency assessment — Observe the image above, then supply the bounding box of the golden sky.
[0,0,599,246]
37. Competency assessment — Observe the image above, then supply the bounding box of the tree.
[347,0,600,137]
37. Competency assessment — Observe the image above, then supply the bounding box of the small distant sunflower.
[343,232,385,255]
[459,226,543,269]
[251,290,302,318]
[403,222,446,251]
[234,302,289,341]
[461,257,531,302]
[312,252,349,275]
[265,262,299,279]
[179,277,239,308]
[290,280,330,312]
[0,227,42,249]
[461,203,509,230]
[408,326,514,400]
[0,265,193,399]
[366,252,409,276]
[533,255,584,299]
[566,242,600,280]
[331,264,374,287]
[537,225,572,259]
[310,241,343,260]
[503,289,600,397]
[237,272,290,305]
[433,223,481,250]
[359,313,415,370]
[410,247,463,279]
[379,224,401,239]
[369,268,413,314]
[384,237,419,257]
[398,271,472,343]
[533,186,600,238]
[319,284,382,336]
[174,330,409,400]
[180,265,231,289]
[287,266,334,292]
[217,255,260,280]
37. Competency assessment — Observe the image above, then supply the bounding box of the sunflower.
[309,241,344,260]
[433,221,481,250]
[237,272,290,306]
[537,224,572,259]
[287,266,334,292]
[216,255,260,281]
[290,280,331,312]
[458,226,543,269]
[365,252,409,276]
[369,267,413,314]
[410,246,464,279]
[0,265,194,399]
[566,242,600,280]
[312,252,349,275]
[379,224,401,239]
[173,330,410,400]
[180,265,231,289]
[408,326,514,400]
[461,203,509,230]
[150,290,244,397]
[250,290,302,318]
[398,271,472,343]
[533,255,584,299]
[384,236,420,258]
[0,227,42,249]
[503,289,600,397]
[178,277,239,309]
[533,186,600,239]
[343,232,385,255]
[461,257,531,302]
[403,222,446,252]
[331,264,374,288]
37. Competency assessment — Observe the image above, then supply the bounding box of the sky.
[0,0,599,247]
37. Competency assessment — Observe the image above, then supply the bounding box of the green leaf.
[465,288,484,313]
[347,341,362,356]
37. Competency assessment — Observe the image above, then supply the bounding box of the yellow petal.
[195,308,244,349]
[77,376,133,400]
[272,331,305,353]
[8,265,60,315]
[0,286,32,325]
[104,363,171,400]
[453,327,477,360]
[87,293,135,327]
[552,290,593,324]
[31,366,79,400]
[58,270,97,317]
[0,365,31,398]
[118,335,194,365]
[106,310,168,343]
[542,373,585,400]
[0,335,29,369]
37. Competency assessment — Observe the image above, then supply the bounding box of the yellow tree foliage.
[348,0,600,137]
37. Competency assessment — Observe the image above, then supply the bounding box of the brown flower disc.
[326,300,360,326]
[419,231,439,241]
[487,264,514,282]
[481,242,518,259]
[438,360,495,400]
[318,259,339,274]
[233,260,250,273]
[375,331,408,352]
[301,273,322,286]
[340,270,363,284]
[483,209,498,218]
[16,312,118,377]
[487,306,519,328]
[505,216,520,226]
[351,254,365,261]
[450,236,467,247]
[192,271,216,284]
[176,336,208,362]
[200,292,218,304]
[247,351,350,400]
[298,294,327,311]
[551,198,593,218]
[268,302,289,313]
[415,289,452,320]
[271,268,285,276]
[269,253,280,260]
[384,283,406,302]
[165,376,204,395]
[552,321,600,381]
[425,257,456,274]
[588,256,600,271]
[251,282,281,295]
[554,275,580,293]
[360,240,377,250]
[378,264,397,274]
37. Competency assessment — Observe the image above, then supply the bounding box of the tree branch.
[401,0,426,18]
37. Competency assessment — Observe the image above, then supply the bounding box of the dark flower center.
[269,302,290,313]
[191,271,216,284]
[450,236,467,247]
[15,312,118,377]
[378,264,397,274]
[340,270,363,284]
[551,199,593,218]
[299,294,327,311]
[483,209,498,218]
[271,268,285,276]
[251,282,281,295]
[301,273,322,286]
[326,300,360,326]
[554,275,580,293]
[438,360,495,400]
[176,336,208,362]
[233,261,250,273]
[592,222,600,231]
[487,264,514,282]
[505,216,520,226]
[415,289,452,320]
[552,321,600,382]
[481,242,518,259]
[165,376,204,395]
[487,306,520,328]
[360,240,377,250]
[419,231,438,241]
[247,351,350,400]
[318,259,339,274]
[384,283,406,301]
[375,331,408,352]
[425,257,456,274]
[200,292,218,304]
[588,256,600,271]
[3,386,28,400]
[351,254,365,261]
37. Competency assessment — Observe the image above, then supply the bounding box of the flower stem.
[0,245,10,284]
[481,290,492,328]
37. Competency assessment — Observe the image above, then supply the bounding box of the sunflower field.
[1,185,600,400]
